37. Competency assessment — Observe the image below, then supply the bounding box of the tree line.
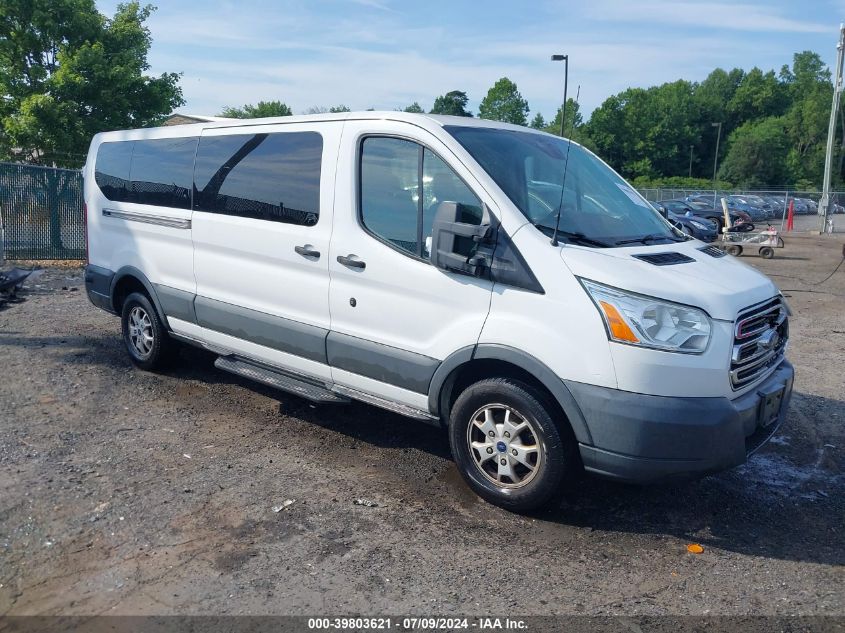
[221,51,839,190]
[1,2,839,189]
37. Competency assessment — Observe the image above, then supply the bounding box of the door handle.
[337,254,366,269]
[295,244,320,259]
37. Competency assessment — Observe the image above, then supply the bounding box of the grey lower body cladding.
[193,295,329,364]
[192,297,439,393]
[96,272,439,394]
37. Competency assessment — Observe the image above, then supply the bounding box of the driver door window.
[360,137,481,259]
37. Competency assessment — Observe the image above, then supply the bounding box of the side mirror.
[654,204,668,219]
[429,201,494,275]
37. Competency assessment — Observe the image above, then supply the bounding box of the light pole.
[711,122,723,182]
[819,24,844,232]
[551,54,568,138]
[688,145,693,178]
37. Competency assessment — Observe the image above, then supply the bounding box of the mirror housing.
[429,201,493,275]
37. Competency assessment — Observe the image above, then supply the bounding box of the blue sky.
[95,0,843,120]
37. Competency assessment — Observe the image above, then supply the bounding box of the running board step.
[214,357,349,404]
[331,384,440,425]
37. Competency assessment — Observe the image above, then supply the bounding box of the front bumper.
[568,359,794,483]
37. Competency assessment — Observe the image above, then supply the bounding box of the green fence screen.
[0,162,84,261]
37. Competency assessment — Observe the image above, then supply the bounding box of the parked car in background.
[743,195,775,218]
[726,196,769,221]
[667,210,718,242]
[763,196,788,216]
[667,199,753,232]
[653,202,718,242]
[685,193,720,207]
[790,198,810,214]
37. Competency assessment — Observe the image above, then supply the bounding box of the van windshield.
[444,126,683,247]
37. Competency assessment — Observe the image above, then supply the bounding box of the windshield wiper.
[615,233,686,246]
[535,225,611,247]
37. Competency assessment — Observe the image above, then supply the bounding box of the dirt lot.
[1,233,843,617]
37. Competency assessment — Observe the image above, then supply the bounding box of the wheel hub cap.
[127,306,154,358]
[467,404,542,489]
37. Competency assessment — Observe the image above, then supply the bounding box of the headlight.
[580,279,712,353]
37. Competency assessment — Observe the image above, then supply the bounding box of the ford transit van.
[83,112,793,511]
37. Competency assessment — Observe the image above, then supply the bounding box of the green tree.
[586,80,700,179]
[329,105,350,113]
[0,0,183,166]
[404,102,424,113]
[220,100,292,118]
[690,67,744,177]
[529,112,545,129]
[545,98,584,136]
[718,117,790,188]
[430,90,472,116]
[478,77,529,125]
[727,67,788,123]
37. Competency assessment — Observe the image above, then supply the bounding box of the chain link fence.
[637,188,845,232]
[0,162,85,261]
[637,188,845,214]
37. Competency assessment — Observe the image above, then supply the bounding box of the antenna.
[551,82,581,247]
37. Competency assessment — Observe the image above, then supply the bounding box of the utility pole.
[819,24,845,233]
[711,122,723,183]
[689,145,694,178]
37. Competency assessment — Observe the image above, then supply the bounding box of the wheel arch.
[429,344,593,445]
[109,266,169,328]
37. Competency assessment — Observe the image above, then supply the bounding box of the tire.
[759,246,774,259]
[120,291,174,370]
[726,244,743,257]
[448,378,579,512]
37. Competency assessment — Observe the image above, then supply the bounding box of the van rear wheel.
[449,378,578,512]
[121,292,174,370]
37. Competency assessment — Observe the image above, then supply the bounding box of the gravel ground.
[0,233,843,617]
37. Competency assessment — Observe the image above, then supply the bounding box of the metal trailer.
[719,227,785,259]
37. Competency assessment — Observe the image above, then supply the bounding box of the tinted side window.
[360,137,421,255]
[128,137,197,209]
[193,132,322,226]
[94,141,133,202]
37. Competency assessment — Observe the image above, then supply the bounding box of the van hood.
[559,240,780,320]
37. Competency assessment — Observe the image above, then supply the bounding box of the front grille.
[730,296,788,389]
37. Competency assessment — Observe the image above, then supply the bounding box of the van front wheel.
[449,378,578,512]
[121,292,173,370]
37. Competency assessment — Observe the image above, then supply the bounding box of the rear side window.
[193,131,322,226]
[94,141,133,202]
[129,137,198,209]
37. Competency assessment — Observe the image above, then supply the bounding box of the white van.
[83,112,793,511]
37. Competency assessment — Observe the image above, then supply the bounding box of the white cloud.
[585,0,830,33]
[97,0,836,120]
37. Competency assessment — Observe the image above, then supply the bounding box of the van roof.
[92,110,558,143]
[197,110,545,133]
